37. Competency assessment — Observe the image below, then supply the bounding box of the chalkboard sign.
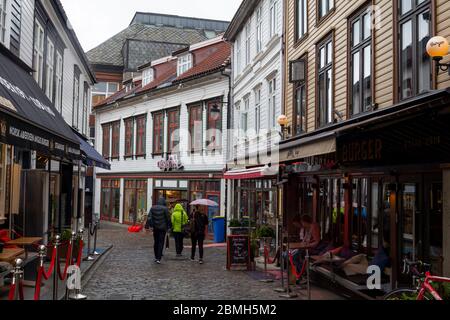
[227,235,251,270]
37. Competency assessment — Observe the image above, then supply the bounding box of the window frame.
[241,96,249,135]
[396,0,433,101]
[245,22,251,66]
[295,0,308,43]
[349,6,374,117]
[54,50,63,113]
[152,111,165,156]
[188,103,203,154]
[268,77,277,128]
[0,0,7,45]
[167,107,180,154]
[142,68,154,86]
[269,0,277,39]
[317,0,335,24]
[45,37,55,101]
[294,79,307,136]
[177,53,193,76]
[33,19,45,88]
[256,5,263,53]
[316,34,334,128]
[110,121,120,160]
[102,123,111,159]
[135,115,147,157]
[124,117,135,159]
[254,87,261,135]
[206,99,223,151]
[72,66,81,128]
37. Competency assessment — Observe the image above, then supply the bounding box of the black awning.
[73,130,111,170]
[0,45,80,160]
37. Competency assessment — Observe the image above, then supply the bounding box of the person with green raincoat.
[171,203,189,257]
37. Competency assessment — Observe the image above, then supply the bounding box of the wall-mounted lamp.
[427,36,450,75]
[277,115,291,140]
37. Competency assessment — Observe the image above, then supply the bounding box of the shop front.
[279,89,450,295]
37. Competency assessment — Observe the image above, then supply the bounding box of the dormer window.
[177,53,193,76]
[142,68,154,86]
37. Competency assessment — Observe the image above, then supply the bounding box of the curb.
[81,245,114,289]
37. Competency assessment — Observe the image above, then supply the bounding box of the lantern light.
[277,115,288,127]
[426,36,450,60]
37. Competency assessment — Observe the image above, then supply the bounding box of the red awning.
[224,166,278,180]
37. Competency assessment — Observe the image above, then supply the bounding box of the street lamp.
[277,115,290,139]
[426,36,450,75]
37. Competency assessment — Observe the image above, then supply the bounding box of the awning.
[0,45,80,160]
[224,165,278,180]
[279,132,336,163]
[73,130,110,170]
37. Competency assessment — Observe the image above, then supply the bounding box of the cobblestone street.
[83,222,344,300]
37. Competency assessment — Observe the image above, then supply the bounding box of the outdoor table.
[0,248,25,263]
[6,237,42,260]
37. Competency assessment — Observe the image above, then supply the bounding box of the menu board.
[227,235,251,270]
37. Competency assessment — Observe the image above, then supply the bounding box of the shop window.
[167,108,180,154]
[350,7,373,115]
[124,180,147,224]
[318,178,344,245]
[136,115,146,156]
[317,35,333,127]
[100,180,120,221]
[189,104,203,153]
[124,118,134,158]
[102,123,110,159]
[152,112,164,155]
[111,121,120,159]
[206,100,222,151]
[398,0,431,100]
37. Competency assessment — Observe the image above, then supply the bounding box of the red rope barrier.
[8,284,16,300]
[264,245,276,264]
[288,251,307,280]
[57,242,73,281]
[34,267,44,300]
[76,240,83,267]
[42,247,57,280]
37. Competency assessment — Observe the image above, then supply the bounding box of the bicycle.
[384,259,450,300]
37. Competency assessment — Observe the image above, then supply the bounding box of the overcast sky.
[60,0,242,52]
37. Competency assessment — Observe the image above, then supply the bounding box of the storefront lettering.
[403,136,441,150]
[157,155,183,171]
[341,139,382,163]
[9,126,50,147]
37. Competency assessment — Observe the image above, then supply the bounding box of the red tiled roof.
[174,41,231,82]
[136,63,177,94]
[93,84,142,108]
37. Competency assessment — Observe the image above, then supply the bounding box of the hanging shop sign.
[157,155,184,171]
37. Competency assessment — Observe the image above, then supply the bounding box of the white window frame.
[297,0,308,40]
[235,37,242,76]
[245,23,251,66]
[73,76,80,127]
[256,5,263,53]
[177,53,192,76]
[33,19,45,88]
[54,51,63,112]
[142,68,154,86]
[268,77,277,128]
[45,38,55,100]
[254,88,261,134]
[241,97,249,136]
[269,0,277,39]
[0,0,8,45]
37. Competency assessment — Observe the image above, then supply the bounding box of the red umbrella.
[190,199,219,207]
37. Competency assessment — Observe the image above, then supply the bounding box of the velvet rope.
[76,240,84,267]
[8,283,16,301]
[57,241,73,281]
[264,245,276,264]
[33,267,44,300]
[288,251,307,280]
[42,247,57,280]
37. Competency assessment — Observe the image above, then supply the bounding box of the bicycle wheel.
[383,289,418,300]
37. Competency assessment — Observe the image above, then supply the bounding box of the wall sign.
[157,155,183,171]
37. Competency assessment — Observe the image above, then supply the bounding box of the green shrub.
[257,225,276,238]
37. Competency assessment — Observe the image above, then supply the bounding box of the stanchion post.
[64,232,76,300]
[83,226,94,262]
[93,221,100,256]
[260,239,274,283]
[274,230,286,293]
[38,245,46,268]
[68,228,87,300]
[306,249,311,300]
[279,239,298,299]
[52,234,60,301]
[10,258,24,300]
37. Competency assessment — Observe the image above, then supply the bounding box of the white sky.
[60,0,242,52]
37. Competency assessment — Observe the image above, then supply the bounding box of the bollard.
[83,224,94,261]
[10,258,24,300]
[52,235,60,301]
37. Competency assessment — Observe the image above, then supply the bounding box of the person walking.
[145,198,171,264]
[190,206,209,264]
[171,203,189,257]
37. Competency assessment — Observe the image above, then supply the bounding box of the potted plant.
[256,225,276,255]
[47,229,82,262]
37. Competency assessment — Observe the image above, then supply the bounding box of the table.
[0,248,25,263]
[6,237,42,260]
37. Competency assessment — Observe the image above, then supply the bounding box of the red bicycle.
[384,259,450,300]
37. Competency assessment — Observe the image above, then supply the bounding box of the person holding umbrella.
[190,205,209,264]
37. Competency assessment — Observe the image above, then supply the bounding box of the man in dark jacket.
[146,198,171,264]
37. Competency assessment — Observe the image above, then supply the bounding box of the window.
[167,108,180,153]
[245,23,251,66]
[111,121,120,159]
[72,66,80,127]
[153,112,164,155]
[177,53,192,76]
[54,51,63,112]
[269,0,277,38]
[100,180,120,221]
[123,180,147,224]
[189,104,203,153]
[296,0,308,40]
[0,0,7,45]
[0,144,6,220]
[82,82,89,135]
[241,97,249,134]
[92,82,120,105]
[318,0,335,20]
[236,36,242,75]
[255,88,261,134]
[142,68,154,86]
[268,78,277,128]
[33,20,45,88]
[102,123,110,159]
[350,7,372,115]
[256,5,263,53]
[206,100,222,151]
[295,82,306,135]
[398,0,431,100]
[124,118,134,158]
[45,39,55,100]
[136,115,146,156]
[317,36,333,127]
